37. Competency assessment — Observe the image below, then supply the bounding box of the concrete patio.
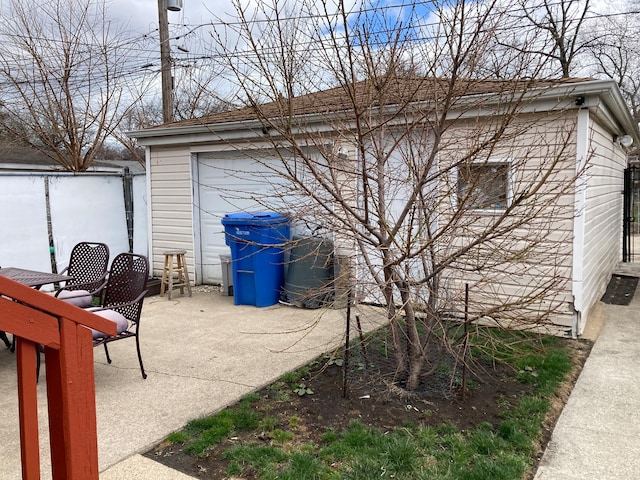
[0,288,388,479]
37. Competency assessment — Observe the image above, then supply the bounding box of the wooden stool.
[160,250,192,300]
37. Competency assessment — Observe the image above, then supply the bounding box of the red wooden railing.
[0,276,116,480]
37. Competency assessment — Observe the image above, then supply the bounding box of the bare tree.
[503,0,592,77]
[208,0,590,390]
[112,86,236,167]
[584,12,640,123]
[110,100,164,166]
[0,0,145,171]
[95,141,142,162]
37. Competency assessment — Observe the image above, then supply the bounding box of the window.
[457,161,510,210]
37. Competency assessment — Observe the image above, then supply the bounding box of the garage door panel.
[198,154,286,284]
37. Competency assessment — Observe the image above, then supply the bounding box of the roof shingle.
[149,76,592,130]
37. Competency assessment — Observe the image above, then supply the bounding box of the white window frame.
[454,158,514,212]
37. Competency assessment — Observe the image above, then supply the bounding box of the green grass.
[176,394,262,456]
[163,327,577,478]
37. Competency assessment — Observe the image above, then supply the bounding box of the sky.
[109,0,229,41]
[0,0,635,115]
[100,0,237,102]
[111,0,214,31]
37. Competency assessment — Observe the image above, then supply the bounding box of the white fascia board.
[570,81,639,142]
[130,125,266,146]
[128,117,342,147]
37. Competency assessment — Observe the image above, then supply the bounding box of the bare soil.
[144,335,592,480]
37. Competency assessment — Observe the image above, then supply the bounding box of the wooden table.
[0,267,73,289]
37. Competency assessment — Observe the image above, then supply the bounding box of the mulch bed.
[601,274,639,305]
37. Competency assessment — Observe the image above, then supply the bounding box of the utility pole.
[158,0,174,123]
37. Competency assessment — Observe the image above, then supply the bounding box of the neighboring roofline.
[128,79,639,147]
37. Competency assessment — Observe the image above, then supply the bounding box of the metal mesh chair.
[0,265,7,348]
[90,253,149,379]
[0,265,12,349]
[54,242,110,307]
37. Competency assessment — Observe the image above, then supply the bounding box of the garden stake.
[343,289,352,398]
[462,283,469,401]
[355,314,369,367]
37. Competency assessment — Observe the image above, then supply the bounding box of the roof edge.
[128,79,638,146]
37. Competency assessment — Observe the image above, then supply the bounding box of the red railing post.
[0,276,116,480]
[47,318,100,479]
[16,339,40,480]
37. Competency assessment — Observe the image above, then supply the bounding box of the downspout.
[572,108,590,338]
[191,152,202,285]
[123,167,134,253]
[145,147,153,271]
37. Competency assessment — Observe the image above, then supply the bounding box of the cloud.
[108,0,222,35]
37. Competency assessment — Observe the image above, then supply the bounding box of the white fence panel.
[49,175,131,271]
[0,172,148,285]
[0,175,52,272]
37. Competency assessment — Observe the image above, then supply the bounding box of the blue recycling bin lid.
[221,212,289,226]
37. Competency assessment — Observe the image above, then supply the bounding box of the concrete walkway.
[534,263,640,480]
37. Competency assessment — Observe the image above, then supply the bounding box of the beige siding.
[574,119,627,331]
[347,112,579,330]
[438,113,578,329]
[143,96,627,334]
[148,147,195,280]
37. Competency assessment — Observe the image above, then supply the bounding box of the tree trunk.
[397,278,425,391]
[383,263,407,378]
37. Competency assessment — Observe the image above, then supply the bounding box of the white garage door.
[196,152,286,284]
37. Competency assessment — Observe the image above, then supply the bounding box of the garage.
[195,151,286,284]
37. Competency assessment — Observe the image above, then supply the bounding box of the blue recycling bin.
[221,212,291,307]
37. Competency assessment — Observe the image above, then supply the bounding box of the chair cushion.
[55,289,93,308]
[88,309,129,340]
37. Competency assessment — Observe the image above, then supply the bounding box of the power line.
[0,0,638,109]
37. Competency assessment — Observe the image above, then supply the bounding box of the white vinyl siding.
[441,114,578,329]
[148,146,195,280]
[573,118,627,333]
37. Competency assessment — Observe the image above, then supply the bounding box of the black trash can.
[281,236,334,308]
